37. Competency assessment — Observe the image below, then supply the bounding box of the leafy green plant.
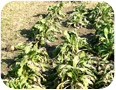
[16,42,49,63]
[32,16,61,46]
[56,51,97,89]
[74,2,88,14]
[92,22,114,60]
[3,77,44,89]
[67,13,88,28]
[67,3,89,28]
[87,2,114,60]
[4,55,46,89]
[88,2,114,25]
[53,30,88,63]
[46,2,65,21]
[4,43,51,89]
[93,60,114,88]
[52,30,97,89]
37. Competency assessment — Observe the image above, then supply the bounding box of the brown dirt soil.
[1,1,98,78]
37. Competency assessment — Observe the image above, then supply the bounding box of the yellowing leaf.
[104,28,108,38]
[73,55,79,68]
[67,72,72,78]
[25,46,31,54]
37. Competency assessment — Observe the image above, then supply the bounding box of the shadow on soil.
[20,29,34,41]
[61,20,69,27]
[1,58,16,79]
[33,13,47,18]
[80,33,94,43]
[45,44,56,58]
[2,59,15,65]
[66,11,73,14]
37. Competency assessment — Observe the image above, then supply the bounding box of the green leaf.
[64,30,70,42]
[33,42,38,50]
[67,72,72,78]
[80,51,85,58]
[17,67,23,76]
